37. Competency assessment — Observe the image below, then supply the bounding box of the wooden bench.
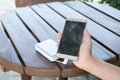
[0,1,120,80]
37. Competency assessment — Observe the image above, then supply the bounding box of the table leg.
[58,76,68,80]
[21,74,32,80]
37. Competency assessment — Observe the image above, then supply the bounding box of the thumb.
[73,61,78,66]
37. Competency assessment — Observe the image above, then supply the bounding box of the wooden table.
[0,1,120,80]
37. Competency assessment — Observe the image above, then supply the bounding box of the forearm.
[72,29,120,80]
[82,57,120,80]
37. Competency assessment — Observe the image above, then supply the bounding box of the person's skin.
[58,29,120,80]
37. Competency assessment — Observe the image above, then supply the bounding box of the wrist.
[79,56,94,70]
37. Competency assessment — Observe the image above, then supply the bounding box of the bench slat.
[1,12,59,77]
[0,27,23,73]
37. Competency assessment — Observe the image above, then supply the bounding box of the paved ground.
[0,0,99,80]
[0,69,99,80]
[0,0,16,17]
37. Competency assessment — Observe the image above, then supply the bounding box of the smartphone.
[57,18,87,60]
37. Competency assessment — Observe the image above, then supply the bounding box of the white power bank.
[35,39,68,64]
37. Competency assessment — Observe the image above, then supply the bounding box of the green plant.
[100,0,120,10]
[79,0,120,10]
[116,62,120,67]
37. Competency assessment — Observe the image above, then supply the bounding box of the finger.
[73,60,79,67]
[82,37,85,43]
[57,38,61,42]
[58,32,62,37]
[84,28,91,39]
[56,44,59,47]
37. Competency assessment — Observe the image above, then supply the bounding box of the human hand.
[56,32,62,47]
[57,29,92,69]
[73,29,92,69]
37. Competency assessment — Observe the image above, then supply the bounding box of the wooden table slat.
[92,40,115,61]
[16,7,57,41]
[1,12,59,77]
[31,4,65,32]
[0,27,23,73]
[85,2,120,22]
[47,2,120,56]
[64,1,120,36]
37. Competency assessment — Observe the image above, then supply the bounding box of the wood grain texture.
[1,12,60,77]
[16,7,57,42]
[85,2,120,22]
[0,27,23,73]
[31,4,65,32]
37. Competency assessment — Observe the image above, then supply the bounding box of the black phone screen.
[57,20,86,57]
